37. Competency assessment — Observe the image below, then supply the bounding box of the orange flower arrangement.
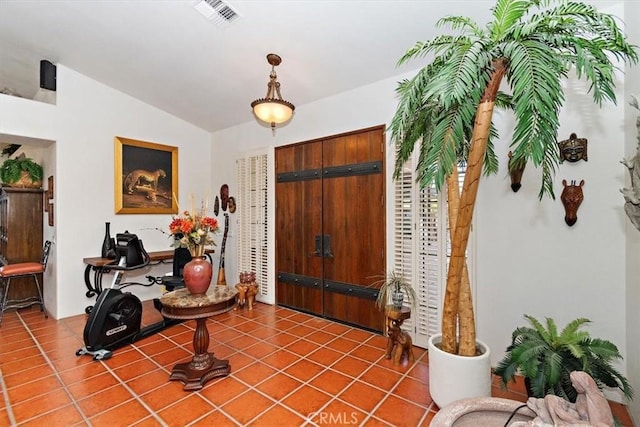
[168,197,219,254]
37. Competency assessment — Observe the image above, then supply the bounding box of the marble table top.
[160,286,238,319]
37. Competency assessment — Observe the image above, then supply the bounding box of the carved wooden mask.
[558,133,588,163]
[561,179,584,226]
[508,151,526,192]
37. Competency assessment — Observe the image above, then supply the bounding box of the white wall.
[1,65,213,319]
[216,60,631,369]
[624,0,640,421]
[212,8,637,407]
[211,75,408,299]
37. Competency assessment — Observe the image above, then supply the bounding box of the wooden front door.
[275,126,385,332]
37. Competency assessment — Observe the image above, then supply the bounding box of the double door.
[275,126,385,332]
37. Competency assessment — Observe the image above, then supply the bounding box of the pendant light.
[251,53,295,133]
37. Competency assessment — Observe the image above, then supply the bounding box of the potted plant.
[373,270,417,311]
[494,315,633,403]
[389,0,637,408]
[0,154,44,188]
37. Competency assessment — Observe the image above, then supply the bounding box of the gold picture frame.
[114,136,178,214]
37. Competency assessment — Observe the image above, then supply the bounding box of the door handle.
[323,234,334,258]
[310,235,322,257]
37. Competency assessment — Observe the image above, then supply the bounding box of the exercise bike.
[76,232,184,361]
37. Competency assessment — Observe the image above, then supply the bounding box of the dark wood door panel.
[275,142,323,314]
[276,126,386,332]
[321,127,385,331]
[276,281,322,314]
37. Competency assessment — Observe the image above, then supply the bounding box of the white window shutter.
[393,155,470,349]
[236,153,271,302]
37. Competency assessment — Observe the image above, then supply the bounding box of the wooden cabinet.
[0,187,44,301]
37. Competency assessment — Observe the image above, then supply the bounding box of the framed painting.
[114,136,178,214]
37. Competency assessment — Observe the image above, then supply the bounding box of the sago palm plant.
[390,0,638,356]
[494,315,633,402]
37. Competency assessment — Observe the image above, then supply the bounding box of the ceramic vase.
[101,222,116,259]
[183,245,212,295]
[391,290,404,309]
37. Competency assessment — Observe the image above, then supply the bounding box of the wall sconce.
[251,53,295,133]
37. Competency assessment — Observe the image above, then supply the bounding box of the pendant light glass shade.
[251,54,295,132]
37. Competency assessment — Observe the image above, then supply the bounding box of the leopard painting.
[123,169,166,195]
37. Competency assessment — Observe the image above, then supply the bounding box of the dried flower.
[167,198,219,251]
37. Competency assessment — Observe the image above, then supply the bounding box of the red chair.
[0,240,51,324]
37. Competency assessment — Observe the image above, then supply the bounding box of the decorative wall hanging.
[46,175,54,226]
[220,184,229,211]
[560,179,584,226]
[217,213,229,286]
[228,196,236,213]
[558,133,588,163]
[507,151,526,192]
[621,94,640,231]
[214,196,220,216]
[114,137,178,214]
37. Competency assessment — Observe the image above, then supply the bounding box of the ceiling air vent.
[193,0,240,27]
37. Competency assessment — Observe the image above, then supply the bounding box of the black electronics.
[40,60,56,91]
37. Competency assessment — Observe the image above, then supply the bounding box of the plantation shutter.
[415,179,444,347]
[393,165,415,336]
[393,154,469,349]
[236,152,271,302]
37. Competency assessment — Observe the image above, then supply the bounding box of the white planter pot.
[428,333,492,408]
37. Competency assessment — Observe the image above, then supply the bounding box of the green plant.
[373,270,417,311]
[494,315,633,403]
[389,0,638,356]
[0,155,43,185]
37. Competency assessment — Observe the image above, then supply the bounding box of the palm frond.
[504,39,565,199]
[397,34,474,66]
[437,15,484,38]
[559,317,591,340]
[489,0,532,40]
[525,315,552,344]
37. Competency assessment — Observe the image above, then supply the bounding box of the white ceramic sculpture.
[512,371,614,427]
[621,94,640,231]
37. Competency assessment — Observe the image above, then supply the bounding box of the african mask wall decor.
[508,151,526,192]
[558,133,588,163]
[561,179,584,226]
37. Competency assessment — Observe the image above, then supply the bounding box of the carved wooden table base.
[160,286,237,390]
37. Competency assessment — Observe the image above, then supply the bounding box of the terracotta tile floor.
[0,302,634,426]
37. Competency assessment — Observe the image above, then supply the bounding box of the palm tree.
[390,0,637,356]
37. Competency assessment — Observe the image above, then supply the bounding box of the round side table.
[160,286,237,390]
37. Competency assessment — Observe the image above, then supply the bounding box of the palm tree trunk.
[441,58,508,355]
[445,170,476,356]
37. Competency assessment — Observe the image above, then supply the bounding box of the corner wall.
[1,65,213,319]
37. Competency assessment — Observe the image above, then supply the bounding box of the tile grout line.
[97,357,171,427]
[220,312,424,426]
[148,320,430,426]
[192,312,360,425]
[0,364,17,427]
[19,305,427,426]
[14,311,94,427]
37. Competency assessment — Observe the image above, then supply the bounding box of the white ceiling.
[1,1,500,133]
